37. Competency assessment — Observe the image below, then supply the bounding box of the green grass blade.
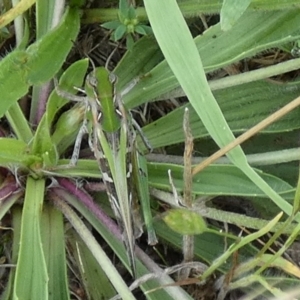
[201,212,283,279]
[14,177,48,300]
[35,0,59,38]
[67,229,116,300]
[0,206,22,299]
[133,149,157,245]
[40,203,69,300]
[148,163,294,198]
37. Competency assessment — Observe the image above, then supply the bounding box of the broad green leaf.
[0,7,80,117]
[119,0,130,20]
[140,80,300,149]
[128,6,136,20]
[53,159,295,199]
[221,0,252,31]
[14,177,48,300]
[0,50,30,116]
[114,24,126,40]
[0,138,41,167]
[163,208,207,235]
[102,20,121,30]
[148,163,294,198]
[26,7,80,84]
[135,25,147,35]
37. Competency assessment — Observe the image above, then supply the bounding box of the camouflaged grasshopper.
[56,65,157,277]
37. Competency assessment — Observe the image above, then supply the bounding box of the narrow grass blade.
[14,177,48,300]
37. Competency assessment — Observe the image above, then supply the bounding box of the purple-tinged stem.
[53,179,189,298]
[55,177,121,238]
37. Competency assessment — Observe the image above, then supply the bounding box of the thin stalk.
[82,1,300,24]
[146,147,300,166]
[150,188,298,235]
[156,57,300,100]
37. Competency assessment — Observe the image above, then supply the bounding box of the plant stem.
[156,57,300,100]
[147,147,300,166]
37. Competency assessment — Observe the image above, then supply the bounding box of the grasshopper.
[55,65,157,277]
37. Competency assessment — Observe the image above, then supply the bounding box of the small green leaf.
[114,24,127,41]
[101,20,122,30]
[134,25,147,35]
[128,6,136,19]
[51,103,86,155]
[47,59,88,155]
[135,24,152,35]
[163,208,207,235]
[119,0,130,21]
[32,116,58,167]
[140,25,152,34]
[126,34,135,50]
[47,58,88,124]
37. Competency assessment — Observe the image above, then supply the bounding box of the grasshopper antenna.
[105,43,120,70]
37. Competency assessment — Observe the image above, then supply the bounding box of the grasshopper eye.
[109,73,117,84]
[88,75,98,88]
